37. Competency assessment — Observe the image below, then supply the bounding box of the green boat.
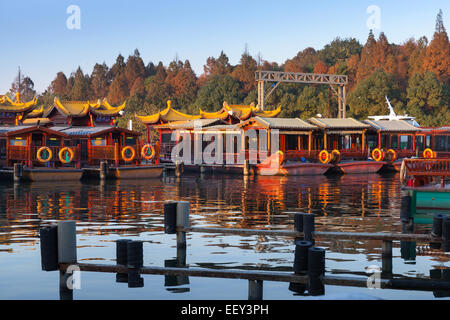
[404,186,450,224]
[400,158,450,224]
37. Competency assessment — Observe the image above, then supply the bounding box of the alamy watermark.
[66,5,81,30]
[366,5,381,30]
[366,265,381,289]
[169,121,281,167]
[65,264,81,290]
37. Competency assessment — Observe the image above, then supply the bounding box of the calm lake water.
[0,172,448,300]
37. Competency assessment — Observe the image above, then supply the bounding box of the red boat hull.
[338,161,386,174]
[257,162,333,176]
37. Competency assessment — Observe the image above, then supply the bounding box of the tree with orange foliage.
[231,47,257,93]
[313,61,328,74]
[423,10,450,83]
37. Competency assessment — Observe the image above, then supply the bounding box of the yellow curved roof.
[136,100,201,124]
[26,105,44,118]
[45,97,126,118]
[0,93,38,113]
[136,100,281,125]
[90,99,126,116]
[200,102,281,121]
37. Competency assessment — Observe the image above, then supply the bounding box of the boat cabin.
[3,126,77,168]
[364,120,421,158]
[308,118,371,160]
[416,126,450,158]
[51,126,143,167]
[238,117,318,162]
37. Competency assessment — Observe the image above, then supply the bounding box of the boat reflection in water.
[0,173,449,299]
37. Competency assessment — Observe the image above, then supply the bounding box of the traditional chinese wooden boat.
[0,95,162,181]
[308,117,386,174]
[238,117,333,176]
[401,158,450,224]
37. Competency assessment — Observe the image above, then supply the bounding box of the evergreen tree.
[348,69,403,119]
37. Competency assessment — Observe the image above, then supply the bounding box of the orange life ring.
[141,144,155,160]
[37,147,52,163]
[319,150,330,164]
[371,148,384,161]
[386,149,396,162]
[58,147,74,164]
[331,149,341,163]
[121,146,136,162]
[423,148,434,159]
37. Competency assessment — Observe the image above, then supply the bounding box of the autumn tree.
[107,73,128,105]
[408,36,428,76]
[50,72,69,98]
[203,51,232,78]
[356,30,378,82]
[69,67,90,100]
[313,61,328,74]
[124,49,146,92]
[9,67,36,101]
[423,10,450,83]
[231,49,257,93]
[284,47,318,73]
[90,63,110,99]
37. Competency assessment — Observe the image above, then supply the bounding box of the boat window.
[415,135,424,151]
[399,135,412,150]
[425,135,432,149]
[448,136,450,152]
[367,134,377,150]
[286,135,298,150]
[382,134,389,149]
[435,135,446,151]
[161,133,172,144]
[391,135,398,149]
[124,137,137,146]
[341,135,351,149]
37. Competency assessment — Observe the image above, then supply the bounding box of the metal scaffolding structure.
[255,71,349,118]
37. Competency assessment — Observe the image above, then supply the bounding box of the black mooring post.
[430,214,444,249]
[400,195,414,233]
[128,269,144,288]
[116,239,132,283]
[400,241,416,264]
[442,216,450,252]
[164,201,178,234]
[382,240,394,275]
[59,270,74,301]
[248,280,263,300]
[126,240,144,288]
[127,241,143,269]
[303,214,315,245]
[307,247,325,296]
[293,240,312,275]
[40,225,58,271]
[293,213,305,241]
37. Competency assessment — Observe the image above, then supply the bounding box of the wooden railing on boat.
[404,159,450,177]
[7,145,81,168]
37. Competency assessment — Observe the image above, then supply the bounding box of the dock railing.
[39,197,450,300]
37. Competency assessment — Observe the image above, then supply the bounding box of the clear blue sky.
[1,0,449,93]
